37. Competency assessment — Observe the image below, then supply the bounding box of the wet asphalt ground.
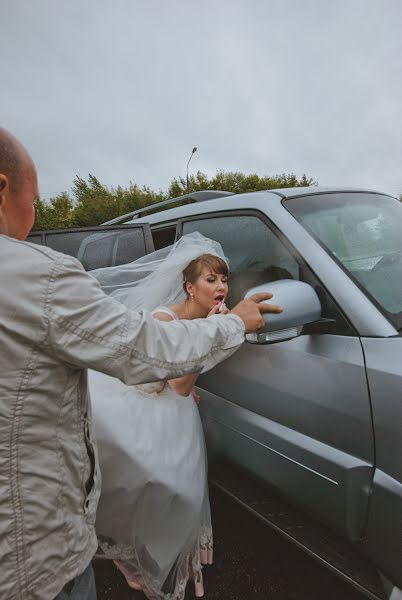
[94,486,366,600]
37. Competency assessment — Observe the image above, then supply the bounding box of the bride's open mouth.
[213,294,225,305]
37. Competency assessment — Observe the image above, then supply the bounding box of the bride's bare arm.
[153,311,200,397]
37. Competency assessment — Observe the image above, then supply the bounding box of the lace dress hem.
[96,526,213,599]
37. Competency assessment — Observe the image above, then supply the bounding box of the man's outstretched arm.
[46,254,282,384]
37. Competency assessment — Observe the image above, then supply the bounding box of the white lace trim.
[96,526,213,600]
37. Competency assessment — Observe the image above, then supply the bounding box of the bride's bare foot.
[113,560,142,591]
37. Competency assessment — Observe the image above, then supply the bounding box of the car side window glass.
[27,225,153,271]
[182,215,300,306]
[152,225,177,250]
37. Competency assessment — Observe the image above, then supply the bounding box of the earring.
[190,293,195,302]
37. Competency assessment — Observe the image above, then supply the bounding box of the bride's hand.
[191,388,201,405]
[207,301,229,317]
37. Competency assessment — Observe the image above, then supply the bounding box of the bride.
[89,233,231,599]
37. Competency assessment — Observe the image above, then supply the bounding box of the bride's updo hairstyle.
[183,253,228,297]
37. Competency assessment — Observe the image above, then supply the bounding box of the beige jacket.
[0,235,244,600]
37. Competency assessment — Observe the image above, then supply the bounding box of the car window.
[151,225,177,250]
[182,214,300,305]
[27,225,153,271]
[284,193,402,331]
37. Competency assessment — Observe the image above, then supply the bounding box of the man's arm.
[45,254,245,385]
[153,309,200,396]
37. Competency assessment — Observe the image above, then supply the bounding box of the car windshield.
[284,192,402,331]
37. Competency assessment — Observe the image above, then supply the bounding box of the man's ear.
[0,174,9,207]
[0,174,9,196]
[0,174,9,233]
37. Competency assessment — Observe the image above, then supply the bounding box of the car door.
[180,211,374,542]
[27,223,154,270]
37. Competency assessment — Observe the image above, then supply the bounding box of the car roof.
[128,186,388,226]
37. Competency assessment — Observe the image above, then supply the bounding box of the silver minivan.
[31,187,402,600]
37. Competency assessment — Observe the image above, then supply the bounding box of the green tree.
[33,193,74,230]
[31,170,316,230]
[71,175,166,227]
[168,170,315,197]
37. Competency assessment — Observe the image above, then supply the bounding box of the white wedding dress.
[90,307,213,600]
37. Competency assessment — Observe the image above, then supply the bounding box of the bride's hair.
[183,253,228,296]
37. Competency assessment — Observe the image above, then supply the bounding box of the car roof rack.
[101,190,234,225]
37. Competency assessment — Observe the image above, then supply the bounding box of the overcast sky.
[1,0,401,199]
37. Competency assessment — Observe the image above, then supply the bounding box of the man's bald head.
[0,128,38,240]
[0,128,28,193]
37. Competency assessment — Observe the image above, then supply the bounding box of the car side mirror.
[244,279,322,344]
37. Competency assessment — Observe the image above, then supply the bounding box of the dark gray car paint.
[198,333,374,541]
[357,338,402,586]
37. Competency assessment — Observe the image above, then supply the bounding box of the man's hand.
[231,293,283,333]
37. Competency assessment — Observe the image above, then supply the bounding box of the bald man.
[0,128,282,600]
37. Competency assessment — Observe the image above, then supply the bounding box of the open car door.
[27,223,154,270]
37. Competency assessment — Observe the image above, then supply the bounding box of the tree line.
[32,171,316,230]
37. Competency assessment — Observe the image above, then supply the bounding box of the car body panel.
[361,468,402,589]
[198,333,374,540]
[361,338,402,481]
[356,337,402,588]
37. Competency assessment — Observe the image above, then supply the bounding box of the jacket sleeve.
[45,254,245,384]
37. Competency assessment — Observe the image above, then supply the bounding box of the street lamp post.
[186,147,197,192]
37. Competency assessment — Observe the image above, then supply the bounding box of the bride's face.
[188,267,228,312]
